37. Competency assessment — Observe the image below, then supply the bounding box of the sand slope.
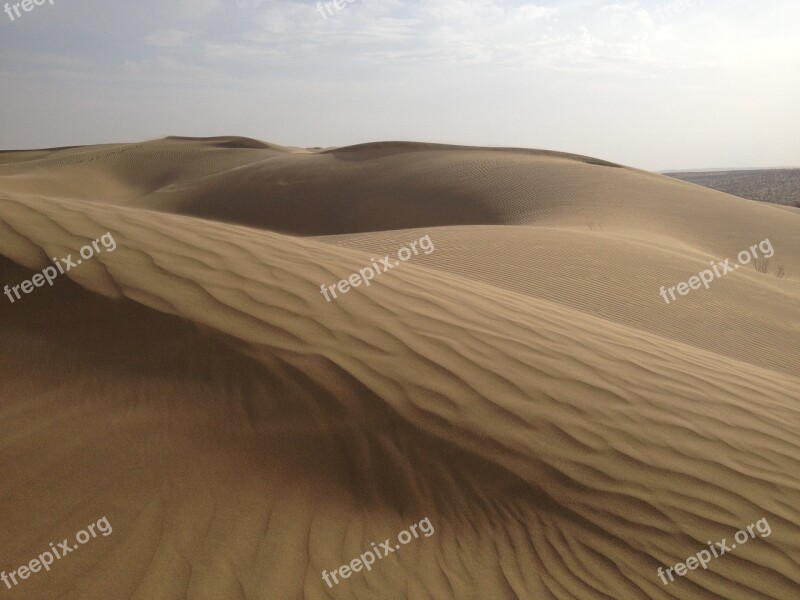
[0,138,798,599]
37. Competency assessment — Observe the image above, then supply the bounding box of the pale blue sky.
[1,0,798,170]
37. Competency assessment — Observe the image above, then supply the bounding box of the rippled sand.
[1,137,798,599]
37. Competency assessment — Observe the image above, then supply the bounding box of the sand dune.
[1,138,798,599]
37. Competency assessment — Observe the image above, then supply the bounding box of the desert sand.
[0,137,798,599]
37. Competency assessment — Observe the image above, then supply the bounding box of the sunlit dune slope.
[320,225,800,376]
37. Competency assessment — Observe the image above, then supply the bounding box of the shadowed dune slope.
[0,188,799,599]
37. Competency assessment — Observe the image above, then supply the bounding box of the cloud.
[202,0,722,73]
[145,30,195,48]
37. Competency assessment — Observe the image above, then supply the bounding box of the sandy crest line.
[3,231,117,304]
[319,233,434,302]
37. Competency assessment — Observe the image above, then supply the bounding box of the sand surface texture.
[1,137,798,599]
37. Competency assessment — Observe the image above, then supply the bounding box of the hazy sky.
[1,0,798,171]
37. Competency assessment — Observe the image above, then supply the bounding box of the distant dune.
[665,168,800,207]
[1,137,798,599]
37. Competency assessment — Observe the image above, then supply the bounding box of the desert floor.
[1,137,798,599]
